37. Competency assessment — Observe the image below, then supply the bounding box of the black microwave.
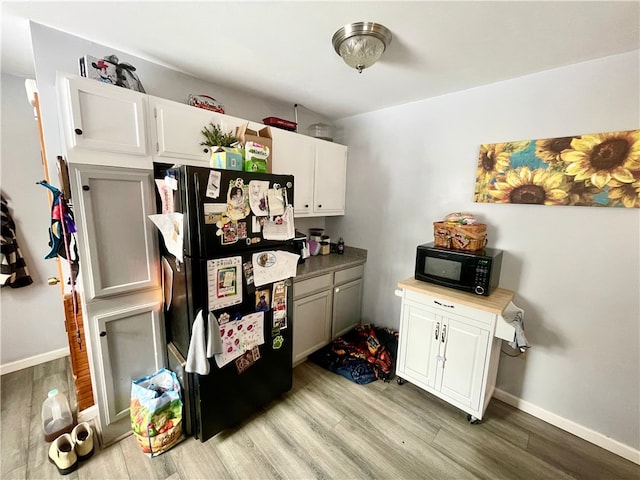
[415,242,503,296]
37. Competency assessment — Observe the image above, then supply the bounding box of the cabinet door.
[332,278,363,338]
[64,76,148,156]
[437,315,490,410]
[92,301,164,427]
[292,289,333,364]
[150,97,219,163]
[397,304,441,390]
[271,129,315,216]
[313,140,347,215]
[71,165,160,299]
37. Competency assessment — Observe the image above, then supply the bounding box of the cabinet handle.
[435,322,440,340]
[99,331,107,337]
[82,185,90,191]
[74,128,83,135]
[203,148,209,153]
[318,204,322,208]
[335,287,340,293]
[304,204,309,208]
[441,325,447,343]
[434,300,454,309]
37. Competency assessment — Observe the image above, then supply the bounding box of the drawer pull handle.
[74,128,83,135]
[434,300,454,309]
[435,322,440,340]
[441,325,447,343]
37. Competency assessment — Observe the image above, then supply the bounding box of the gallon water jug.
[42,389,74,442]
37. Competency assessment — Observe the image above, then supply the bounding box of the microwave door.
[424,256,462,282]
[422,254,476,294]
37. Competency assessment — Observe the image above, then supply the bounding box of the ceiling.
[2,1,639,120]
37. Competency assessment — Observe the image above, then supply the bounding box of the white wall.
[0,73,68,365]
[326,51,640,452]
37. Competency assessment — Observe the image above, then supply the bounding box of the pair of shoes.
[48,422,94,475]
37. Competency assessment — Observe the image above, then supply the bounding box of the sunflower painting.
[474,129,640,208]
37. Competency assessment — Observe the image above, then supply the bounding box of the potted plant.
[200,123,238,148]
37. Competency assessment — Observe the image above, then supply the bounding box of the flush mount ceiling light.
[332,22,392,73]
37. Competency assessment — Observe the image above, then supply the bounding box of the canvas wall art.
[474,129,640,208]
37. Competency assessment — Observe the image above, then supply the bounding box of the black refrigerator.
[154,163,296,442]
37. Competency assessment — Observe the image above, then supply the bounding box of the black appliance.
[415,242,503,296]
[292,231,308,264]
[154,163,295,442]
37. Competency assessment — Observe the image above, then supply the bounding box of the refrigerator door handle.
[193,172,205,257]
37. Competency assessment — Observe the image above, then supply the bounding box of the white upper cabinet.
[148,97,247,165]
[271,129,347,217]
[313,140,347,216]
[58,75,150,166]
[70,164,160,300]
[270,128,315,216]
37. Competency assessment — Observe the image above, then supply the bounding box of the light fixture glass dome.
[332,22,392,73]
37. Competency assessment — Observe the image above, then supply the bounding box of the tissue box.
[210,147,244,171]
[236,124,272,173]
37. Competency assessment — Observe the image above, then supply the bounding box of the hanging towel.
[504,301,531,352]
[186,310,209,375]
[1,195,33,288]
[206,311,223,357]
[186,310,224,375]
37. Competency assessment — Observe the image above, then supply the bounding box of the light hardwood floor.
[1,356,638,479]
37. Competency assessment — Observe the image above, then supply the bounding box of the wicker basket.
[433,222,487,251]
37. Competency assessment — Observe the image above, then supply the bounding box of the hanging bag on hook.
[37,180,79,279]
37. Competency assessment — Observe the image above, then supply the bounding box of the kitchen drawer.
[294,273,332,299]
[334,264,364,285]
[404,289,494,325]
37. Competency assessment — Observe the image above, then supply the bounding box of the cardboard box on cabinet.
[210,147,244,171]
[236,123,272,173]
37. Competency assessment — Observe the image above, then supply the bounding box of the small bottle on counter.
[337,237,344,255]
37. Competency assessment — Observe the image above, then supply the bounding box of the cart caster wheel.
[397,377,406,385]
[467,414,481,424]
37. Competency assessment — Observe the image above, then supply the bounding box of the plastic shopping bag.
[130,368,183,457]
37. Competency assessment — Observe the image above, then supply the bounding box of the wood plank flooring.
[1,356,638,479]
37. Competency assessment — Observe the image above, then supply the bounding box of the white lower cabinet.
[396,278,515,421]
[292,274,333,365]
[293,264,365,365]
[398,303,489,411]
[87,294,164,445]
[332,265,364,338]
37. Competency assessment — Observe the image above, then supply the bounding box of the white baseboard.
[0,347,70,376]
[494,388,640,465]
